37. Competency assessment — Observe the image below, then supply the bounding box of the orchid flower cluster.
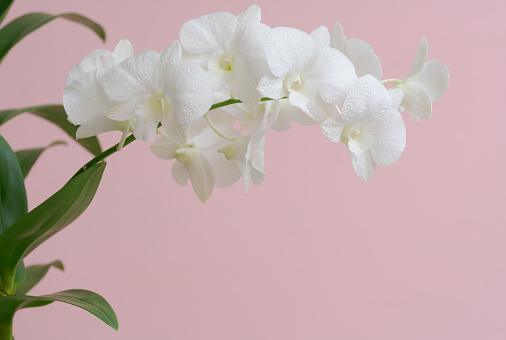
[63,5,449,202]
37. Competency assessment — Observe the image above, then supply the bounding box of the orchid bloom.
[219,100,280,194]
[180,5,270,105]
[150,113,241,202]
[393,37,449,121]
[321,75,406,181]
[63,39,134,139]
[330,23,382,80]
[104,41,214,142]
[258,26,357,123]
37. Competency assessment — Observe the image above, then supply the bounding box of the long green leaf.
[15,260,64,295]
[0,162,106,294]
[0,105,101,156]
[0,0,14,25]
[0,289,118,331]
[0,135,27,235]
[15,141,66,178]
[0,12,105,63]
[0,135,28,297]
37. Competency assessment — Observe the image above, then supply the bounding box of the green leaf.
[0,0,14,25]
[0,12,105,63]
[15,260,64,295]
[15,141,67,178]
[0,162,106,294]
[0,134,27,235]
[0,105,101,156]
[12,262,25,295]
[0,289,118,331]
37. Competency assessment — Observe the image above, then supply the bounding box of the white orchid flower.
[321,75,406,181]
[218,100,279,193]
[63,39,134,139]
[393,37,449,121]
[330,23,382,80]
[216,98,317,132]
[180,5,271,105]
[258,26,357,123]
[103,41,214,142]
[151,113,241,202]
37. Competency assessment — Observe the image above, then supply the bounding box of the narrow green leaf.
[12,262,25,294]
[0,289,118,331]
[0,0,14,25]
[0,162,106,294]
[0,12,105,63]
[0,105,101,156]
[15,260,64,295]
[15,141,66,178]
[0,134,27,235]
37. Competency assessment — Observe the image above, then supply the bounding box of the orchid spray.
[0,3,449,339]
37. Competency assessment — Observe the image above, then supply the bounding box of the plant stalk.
[0,323,13,340]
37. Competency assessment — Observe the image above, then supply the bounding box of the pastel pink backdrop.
[1,0,505,339]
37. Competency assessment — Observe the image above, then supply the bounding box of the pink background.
[1,0,505,339]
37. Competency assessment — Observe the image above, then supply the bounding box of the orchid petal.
[66,49,112,85]
[309,26,330,58]
[406,37,428,78]
[164,61,214,124]
[321,114,347,142]
[307,47,357,106]
[346,38,382,80]
[330,23,347,53]
[63,71,109,125]
[411,59,449,102]
[76,116,126,139]
[235,5,261,37]
[397,82,432,119]
[180,12,237,54]
[388,88,404,110]
[171,161,190,186]
[370,110,406,166]
[265,27,313,77]
[341,75,391,123]
[257,73,286,99]
[349,149,376,181]
[112,39,134,62]
[150,137,179,160]
[348,129,374,157]
[177,147,215,203]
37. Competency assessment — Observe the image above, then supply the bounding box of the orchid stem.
[204,113,238,142]
[71,134,136,179]
[381,78,403,84]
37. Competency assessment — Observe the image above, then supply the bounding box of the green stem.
[0,323,13,340]
[71,134,136,179]
[381,78,403,85]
